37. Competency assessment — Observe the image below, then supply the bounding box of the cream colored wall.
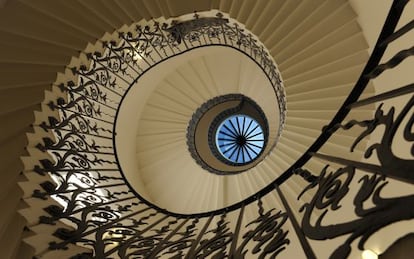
[0,0,411,258]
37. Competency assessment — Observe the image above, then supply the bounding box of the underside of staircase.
[0,0,413,258]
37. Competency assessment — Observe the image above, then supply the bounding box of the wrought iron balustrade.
[31,1,414,258]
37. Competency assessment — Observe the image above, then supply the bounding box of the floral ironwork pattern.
[31,11,290,258]
[299,166,414,258]
[234,200,289,259]
[27,1,414,258]
[295,0,414,257]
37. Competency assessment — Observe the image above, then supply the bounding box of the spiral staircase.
[0,0,413,258]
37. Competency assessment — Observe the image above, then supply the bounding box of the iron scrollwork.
[193,214,233,258]
[296,2,414,256]
[299,165,414,258]
[234,200,289,259]
[29,10,299,258]
[165,15,229,45]
[329,96,414,183]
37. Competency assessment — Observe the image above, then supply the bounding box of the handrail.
[31,1,414,258]
[36,2,408,219]
[153,0,410,218]
[37,12,289,218]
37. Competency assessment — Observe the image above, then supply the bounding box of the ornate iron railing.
[31,1,414,258]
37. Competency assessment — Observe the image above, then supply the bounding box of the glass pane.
[215,115,265,164]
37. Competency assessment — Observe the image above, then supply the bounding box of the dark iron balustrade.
[32,1,414,258]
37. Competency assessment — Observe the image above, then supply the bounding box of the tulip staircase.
[0,0,413,258]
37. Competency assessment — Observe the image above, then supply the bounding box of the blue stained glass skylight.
[215,115,265,164]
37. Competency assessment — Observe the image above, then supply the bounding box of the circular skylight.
[215,115,265,164]
[186,93,272,175]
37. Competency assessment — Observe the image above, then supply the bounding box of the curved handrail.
[36,1,409,220]
[30,1,414,258]
[140,0,410,218]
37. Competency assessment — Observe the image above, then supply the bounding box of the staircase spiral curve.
[1,0,413,258]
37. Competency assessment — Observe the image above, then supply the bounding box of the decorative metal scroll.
[294,0,414,258]
[299,91,414,258]
[30,11,292,258]
[299,166,414,258]
[28,1,414,258]
[234,201,290,258]
[122,12,286,127]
